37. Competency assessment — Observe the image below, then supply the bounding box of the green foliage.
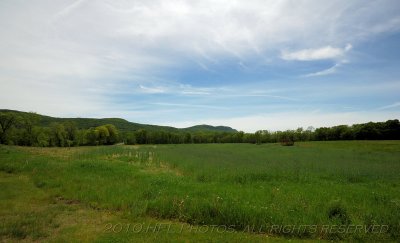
[82,124,120,146]
[0,110,399,147]
[63,121,77,146]
[277,130,295,146]
[0,109,237,134]
[183,125,237,133]
[124,132,137,145]
[105,124,119,144]
[86,127,99,145]
[49,123,67,147]
[33,127,49,147]
[0,112,18,144]
[135,129,147,144]
[96,125,110,145]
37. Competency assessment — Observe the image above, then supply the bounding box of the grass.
[0,141,399,242]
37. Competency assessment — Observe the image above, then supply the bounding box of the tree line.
[0,112,119,147]
[0,112,399,147]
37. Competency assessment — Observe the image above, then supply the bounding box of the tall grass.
[1,141,399,241]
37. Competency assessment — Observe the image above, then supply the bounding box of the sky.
[1,0,400,132]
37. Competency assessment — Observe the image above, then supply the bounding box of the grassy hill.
[0,109,237,133]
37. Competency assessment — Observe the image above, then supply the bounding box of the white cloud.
[136,83,215,96]
[0,0,399,121]
[151,102,227,110]
[166,111,400,132]
[281,44,352,61]
[286,44,352,76]
[139,85,166,94]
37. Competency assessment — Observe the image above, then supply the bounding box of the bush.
[280,140,294,146]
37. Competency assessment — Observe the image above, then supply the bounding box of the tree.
[33,127,50,147]
[0,112,18,144]
[383,119,400,139]
[86,127,99,145]
[184,132,192,143]
[354,122,381,140]
[83,124,120,145]
[278,130,295,146]
[75,129,87,146]
[243,133,256,144]
[49,123,67,147]
[63,121,78,146]
[235,131,244,143]
[295,128,304,141]
[105,124,119,144]
[135,129,147,144]
[255,131,262,145]
[95,126,109,145]
[125,132,136,145]
[19,113,40,146]
[315,127,329,141]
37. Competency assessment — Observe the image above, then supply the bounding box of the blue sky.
[1,0,400,132]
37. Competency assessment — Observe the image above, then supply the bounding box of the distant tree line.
[0,111,399,147]
[122,120,400,145]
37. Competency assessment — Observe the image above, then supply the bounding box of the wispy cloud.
[136,83,214,96]
[281,44,352,61]
[377,102,400,110]
[281,43,353,77]
[0,0,399,129]
[139,85,166,94]
[217,94,300,101]
[151,102,228,110]
[53,0,87,20]
[304,63,341,77]
[136,83,299,101]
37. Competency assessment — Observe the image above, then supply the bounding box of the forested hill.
[1,109,399,147]
[184,125,236,133]
[0,109,238,133]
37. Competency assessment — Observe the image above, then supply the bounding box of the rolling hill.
[0,109,238,133]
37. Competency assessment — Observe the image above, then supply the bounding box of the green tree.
[75,129,87,145]
[105,124,119,144]
[33,127,50,147]
[278,130,295,146]
[95,126,109,145]
[255,131,263,145]
[49,123,67,147]
[235,131,244,143]
[86,128,99,145]
[19,113,40,146]
[125,132,136,145]
[243,133,256,143]
[0,112,18,144]
[63,121,78,146]
[315,127,329,141]
[295,128,304,141]
[135,129,147,144]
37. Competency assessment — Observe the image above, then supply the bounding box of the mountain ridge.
[0,109,238,133]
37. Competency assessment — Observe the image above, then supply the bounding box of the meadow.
[1,141,399,242]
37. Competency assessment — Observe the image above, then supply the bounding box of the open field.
[1,141,400,242]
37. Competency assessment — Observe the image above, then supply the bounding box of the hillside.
[183,125,237,133]
[0,109,237,133]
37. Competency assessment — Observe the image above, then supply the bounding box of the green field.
[1,141,400,242]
